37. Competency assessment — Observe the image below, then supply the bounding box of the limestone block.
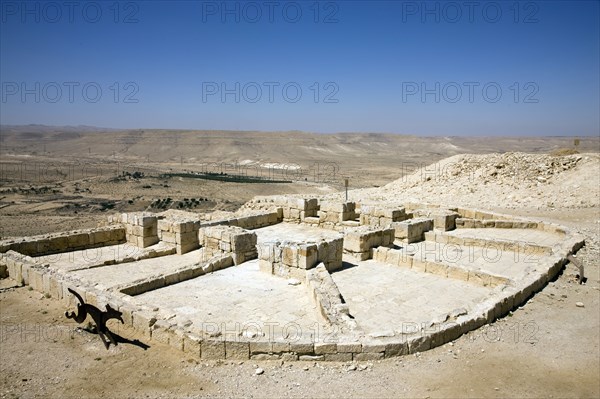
[137,215,157,228]
[47,236,68,253]
[297,244,318,269]
[258,259,273,274]
[288,198,306,210]
[177,241,199,255]
[231,232,257,251]
[337,342,362,353]
[325,353,352,361]
[137,236,159,248]
[151,321,171,345]
[320,202,344,213]
[299,355,324,361]
[272,341,290,353]
[225,341,250,360]
[314,342,337,354]
[426,261,448,277]
[354,352,384,361]
[249,341,273,354]
[67,233,89,249]
[282,245,298,267]
[306,198,318,210]
[412,258,427,273]
[268,212,279,224]
[343,234,363,253]
[323,212,339,223]
[160,231,177,244]
[385,342,408,358]
[119,305,135,326]
[384,249,401,266]
[392,218,433,243]
[290,342,314,355]
[30,268,45,291]
[201,340,225,359]
[447,266,469,281]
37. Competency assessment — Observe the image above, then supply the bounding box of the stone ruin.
[0,196,585,361]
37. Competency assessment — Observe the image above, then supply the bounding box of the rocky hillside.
[347,152,600,210]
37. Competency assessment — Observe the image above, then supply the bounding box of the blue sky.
[1,0,599,136]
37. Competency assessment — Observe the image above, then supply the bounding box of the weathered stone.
[201,340,225,359]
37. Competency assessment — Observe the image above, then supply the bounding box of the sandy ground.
[1,206,598,399]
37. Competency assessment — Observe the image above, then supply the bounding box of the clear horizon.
[1,1,599,136]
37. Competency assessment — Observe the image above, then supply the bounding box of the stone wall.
[241,196,317,223]
[372,247,510,288]
[424,230,553,256]
[199,226,257,265]
[123,212,159,248]
[202,210,282,230]
[413,209,459,231]
[306,263,357,331]
[258,237,344,277]
[343,226,395,261]
[359,205,408,227]
[456,218,539,229]
[158,217,201,254]
[0,250,38,285]
[318,202,357,225]
[391,218,434,243]
[0,226,126,257]
[119,254,234,296]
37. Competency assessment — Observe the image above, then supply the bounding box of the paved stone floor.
[34,242,173,271]
[397,239,550,280]
[331,260,492,332]
[135,259,327,341]
[69,249,200,290]
[254,223,343,243]
[446,228,563,247]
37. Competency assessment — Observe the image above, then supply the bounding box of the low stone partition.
[119,254,234,296]
[343,227,395,261]
[372,247,510,288]
[306,264,357,332]
[391,218,434,243]
[232,211,282,229]
[413,209,459,231]
[281,198,319,222]
[158,217,201,255]
[258,237,343,277]
[0,226,126,257]
[453,209,570,238]
[202,210,282,230]
[0,250,39,285]
[240,196,317,223]
[455,218,539,229]
[318,202,357,225]
[359,205,408,227]
[455,207,515,221]
[199,226,257,265]
[424,231,553,256]
[123,212,159,248]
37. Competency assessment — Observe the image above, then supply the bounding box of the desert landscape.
[1,1,599,397]
[0,126,598,398]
